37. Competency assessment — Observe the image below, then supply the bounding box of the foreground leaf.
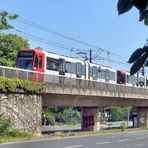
[117,0,133,15]
[132,0,147,12]
[128,48,145,63]
[130,53,147,75]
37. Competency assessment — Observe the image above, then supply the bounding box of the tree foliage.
[0,33,29,67]
[0,11,29,67]
[117,0,148,75]
[128,47,148,75]
[110,107,131,121]
[117,0,148,25]
[0,11,18,30]
[42,107,80,125]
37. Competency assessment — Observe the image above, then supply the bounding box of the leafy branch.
[0,11,18,30]
[117,0,148,25]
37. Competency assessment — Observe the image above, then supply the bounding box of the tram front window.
[17,58,33,70]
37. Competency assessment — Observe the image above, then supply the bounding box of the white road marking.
[136,143,144,147]
[107,135,116,138]
[118,139,129,142]
[96,141,109,145]
[64,145,84,148]
[136,137,144,140]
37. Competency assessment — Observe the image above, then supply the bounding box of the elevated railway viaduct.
[1,67,148,133]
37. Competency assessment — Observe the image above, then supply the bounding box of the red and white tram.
[16,48,145,87]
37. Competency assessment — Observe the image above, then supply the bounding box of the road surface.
[0,131,148,148]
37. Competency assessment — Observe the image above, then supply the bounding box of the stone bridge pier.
[137,107,148,127]
[81,107,99,131]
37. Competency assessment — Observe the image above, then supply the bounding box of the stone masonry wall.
[0,93,42,134]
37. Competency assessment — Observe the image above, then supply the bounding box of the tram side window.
[110,71,116,81]
[46,57,59,71]
[128,75,132,84]
[89,67,93,78]
[112,72,116,81]
[82,65,85,75]
[65,61,71,73]
[98,67,101,78]
[126,75,131,84]
[92,66,97,79]
[105,69,110,81]
[71,63,76,74]
[76,63,82,77]
[101,69,105,79]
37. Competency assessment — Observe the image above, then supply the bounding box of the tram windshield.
[17,51,34,70]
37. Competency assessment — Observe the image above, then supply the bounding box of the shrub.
[0,77,43,93]
[8,129,28,137]
[121,122,127,132]
[0,114,12,135]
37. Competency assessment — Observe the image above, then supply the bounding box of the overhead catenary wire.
[13,28,129,66]
[17,17,127,60]
[95,56,130,66]
[13,28,88,54]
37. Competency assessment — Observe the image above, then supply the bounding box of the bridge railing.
[0,65,147,96]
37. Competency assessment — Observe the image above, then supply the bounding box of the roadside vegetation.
[42,107,80,126]
[43,126,148,139]
[0,110,147,144]
[0,76,43,93]
[0,113,42,143]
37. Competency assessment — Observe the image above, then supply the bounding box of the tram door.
[59,58,65,84]
[32,53,44,82]
[105,69,109,82]
[59,58,65,75]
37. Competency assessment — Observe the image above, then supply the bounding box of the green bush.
[0,114,12,136]
[0,114,29,137]
[0,77,43,93]
[121,122,127,132]
[8,129,28,137]
[42,109,55,125]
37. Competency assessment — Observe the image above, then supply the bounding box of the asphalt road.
[1,131,148,148]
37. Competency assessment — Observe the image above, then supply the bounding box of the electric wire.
[13,28,129,66]
[17,17,127,60]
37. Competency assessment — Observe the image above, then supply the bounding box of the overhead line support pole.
[90,49,92,63]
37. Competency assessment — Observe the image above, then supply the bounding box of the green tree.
[0,10,29,67]
[42,109,55,126]
[42,107,80,125]
[110,107,131,121]
[61,108,80,124]
[0,11,18,30]
[0,33,30,67]
[117,0,148,75]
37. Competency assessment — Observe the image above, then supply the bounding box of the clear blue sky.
[1,0,148,71]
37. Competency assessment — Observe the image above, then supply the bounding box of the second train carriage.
[87,62,117,84]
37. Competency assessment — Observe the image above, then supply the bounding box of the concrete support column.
[81,107,99,131]
[137,107,148,127]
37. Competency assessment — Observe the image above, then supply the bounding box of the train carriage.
[87,62,117,84]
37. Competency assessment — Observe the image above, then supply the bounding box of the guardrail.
[0,65,148,96]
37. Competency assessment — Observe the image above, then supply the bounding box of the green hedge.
[0,77,43,93]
